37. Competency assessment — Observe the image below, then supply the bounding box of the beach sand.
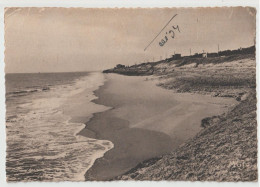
[79,74,237,181]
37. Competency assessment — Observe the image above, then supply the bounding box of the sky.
[4,7,256,73]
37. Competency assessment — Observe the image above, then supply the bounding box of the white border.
[0,1,259,187]
[0,0,259,8]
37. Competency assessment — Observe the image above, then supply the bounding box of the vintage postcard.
[4,6,257,182]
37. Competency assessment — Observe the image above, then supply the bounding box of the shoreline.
[60,72,115,181]
[79,75,176,180]
[80,74,237,181]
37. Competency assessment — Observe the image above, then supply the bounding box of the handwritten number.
[159,24,180,47]
[169,30,175,38]
[173,25,180,32]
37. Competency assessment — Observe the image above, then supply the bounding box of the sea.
[5,72,113,181]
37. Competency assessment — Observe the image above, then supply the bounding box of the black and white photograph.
[2,4,258,184]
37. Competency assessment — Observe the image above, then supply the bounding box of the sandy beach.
[5,7,256,182]
[78,74,237,180]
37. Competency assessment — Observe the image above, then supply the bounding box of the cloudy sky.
[5,7,256,73]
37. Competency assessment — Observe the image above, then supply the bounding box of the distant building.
[192,53,202,58]
[172,54,181,60]
[116,64,125,68]
[202,52,207,58]
[207,53,218,57]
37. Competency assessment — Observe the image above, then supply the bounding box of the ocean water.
[5,72,113,181]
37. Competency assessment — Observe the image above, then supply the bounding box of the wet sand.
[79,74,237,181]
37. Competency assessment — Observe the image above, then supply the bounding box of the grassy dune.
[155,54,255,96]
